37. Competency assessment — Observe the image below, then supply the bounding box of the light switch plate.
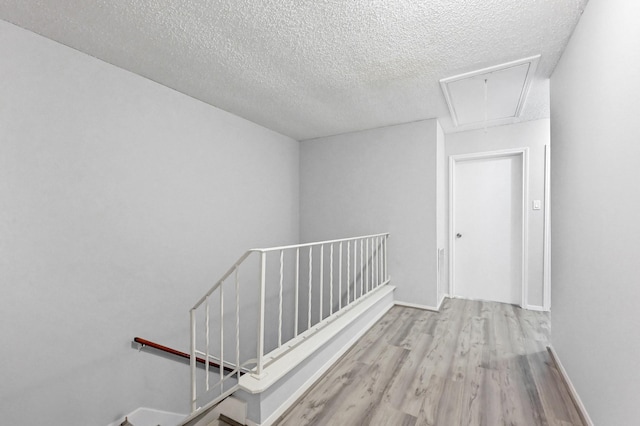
[533,200,541,210]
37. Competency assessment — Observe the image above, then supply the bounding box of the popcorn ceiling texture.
[0,0,588,140]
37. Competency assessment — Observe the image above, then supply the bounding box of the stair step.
[206,419,231,426]
[218,414,243,426]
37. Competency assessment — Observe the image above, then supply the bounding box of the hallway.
[276,299,583,425]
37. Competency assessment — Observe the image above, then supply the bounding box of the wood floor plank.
[366,402,417,426]
[413,301,468,424]
[460,315,488,426]
[328,344,409,425]
[433,300,473,424]
[527,350,583,426]
[348,307,412,365]
[274,298,586,426]
[382,327,433,415]
[389,309,436,349]
[276,361,368,425]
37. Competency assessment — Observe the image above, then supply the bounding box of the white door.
[453,154,523,305]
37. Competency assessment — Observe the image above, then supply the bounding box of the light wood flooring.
[275,298,583,426]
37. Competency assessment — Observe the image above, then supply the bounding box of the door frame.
[448,147,530,308]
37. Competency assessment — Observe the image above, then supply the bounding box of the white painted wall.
[550,0,640,423]
[300,120,440,308]
[0,20,299,426]
[445,119,549,308]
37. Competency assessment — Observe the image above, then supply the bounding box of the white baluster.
[373,237,376,288]
[360,238,364,298]
[347,241,350,305]
[376,237,382,286]
[294,247,299,337]
[330,244,334,315]
[381,236,384,282]
[257,252,266,376]
[338,242,343,310]
[366,238,369,293]
[354,240,358,299]
[205,296,210,391]
[385,236,389,282]
[190,309,197,412]
[319,245,324,322]
[278,250,283,348]
[374,237,377,288]
[308,247,312,329]
[376,236,380,287]
[235,267,240,380]
[220,282,224,393]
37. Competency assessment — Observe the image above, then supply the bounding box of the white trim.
[448,148,530,309]
[395,300,441,312]
[543,144,551,310]
[108,408,186,426]
[251,233,390,252]
[448,156,456,303]
[437,292,447,310]
[524,304,547,312]
[436,248,446,308]
[524,149,530,309]
[436,248,441,305]
[547,346,594,426]
[440,55,540,130]
[256,299,395,426]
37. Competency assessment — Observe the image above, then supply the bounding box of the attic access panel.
[440,55,540,130]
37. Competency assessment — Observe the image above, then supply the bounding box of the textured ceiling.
[0,0,588,140]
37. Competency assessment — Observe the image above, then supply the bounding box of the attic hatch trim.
[440,55,541,130]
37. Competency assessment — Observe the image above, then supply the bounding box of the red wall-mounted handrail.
[133,337,241,375]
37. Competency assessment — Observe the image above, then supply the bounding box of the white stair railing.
[189,233,390,413]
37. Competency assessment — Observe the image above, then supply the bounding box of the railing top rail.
[249,233,390,253]
[191,232,390,310]
[191,250,253,310]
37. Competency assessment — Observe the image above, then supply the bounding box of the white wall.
[550,0,640,423]
[0,20,299,426]
[300,120,440,307]
[445,119,550,308]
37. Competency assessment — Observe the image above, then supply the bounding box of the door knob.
[456,233,462,238]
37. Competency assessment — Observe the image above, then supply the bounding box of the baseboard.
[546,346,594,426]
[524,304,548,312]
[257,301,394,426]
[107,407,186,426]
[437,293,447,310]
[395,300,441,312]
